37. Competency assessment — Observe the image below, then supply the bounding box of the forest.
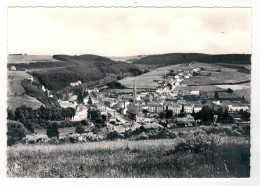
[133,53,251,67]
[32,54,144,91]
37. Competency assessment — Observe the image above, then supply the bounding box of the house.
[227,104,249,112]
[147,102,157,113]
[177,114,194,123]
[70,80,82,87]
[28,76,34,82]
[179,90,190,96]
[184,104,193,113]
[193,104,203,113]
[190,90,200,95]
[213,101,221,105]
[11,66,16,71]
[171,105,182,114]
[177,99,187,104]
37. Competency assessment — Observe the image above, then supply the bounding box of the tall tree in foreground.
[46,122,59,139]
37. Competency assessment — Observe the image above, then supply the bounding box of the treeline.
[133,53,251,67]
[7,105,76,131]
[106,81,126,89]
[133,53,208,66]
[191,106,250,124]
[7,61,72,71]
[199,54,251,64]
[32,54,143,91]
[217,64,251,74]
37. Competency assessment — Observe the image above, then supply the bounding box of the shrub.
[107,130,122,140]
[7,121,26,146]
[46,122,59,139]
[75,125,85,134]
[81,120,88,126]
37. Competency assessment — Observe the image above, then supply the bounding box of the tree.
[7,121,26,146]
[199,106,214,122]
[88,97,93,105]
[7,109,15,120]
[227,88,233,94]
[240,110,250,121]
[77,92,84,103]
[46,122,59,139]
[214,91,219,99]
[165,110,173,118]
[75,125,85,134]
[142,109,149,114]
[178,104,185,117]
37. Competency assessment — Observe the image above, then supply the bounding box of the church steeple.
[133,80,136,103]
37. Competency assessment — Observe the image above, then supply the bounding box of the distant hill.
[32,54,142,91]
[133,53,251,66]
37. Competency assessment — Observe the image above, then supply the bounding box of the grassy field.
[7,130,250,178]
[119,64,192,89]
[7,71,43,110]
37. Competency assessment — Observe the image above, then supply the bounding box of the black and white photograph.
[3,4,257,180]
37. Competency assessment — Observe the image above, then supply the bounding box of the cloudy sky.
[8,8,251,56]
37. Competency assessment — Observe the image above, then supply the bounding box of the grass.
[7,131,250,178]
[7,71,44,110]
[119,64,192,89]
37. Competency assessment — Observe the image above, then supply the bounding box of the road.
[89,91,133,124]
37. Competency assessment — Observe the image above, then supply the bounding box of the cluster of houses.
[56,65,250,133]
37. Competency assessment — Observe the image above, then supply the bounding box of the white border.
[1,0,260,186]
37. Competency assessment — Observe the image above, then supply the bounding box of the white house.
[70,80,82,87]
[213,101,221,105]
[228,104,249,112]
[11,66,16,71]
[190,90,200,95]
[28,76,34,82]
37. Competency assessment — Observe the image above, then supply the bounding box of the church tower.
[133,81,136,103]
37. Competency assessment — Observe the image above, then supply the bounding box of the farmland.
[7,127,250,178]
[119,62,251,89]
[119,64,192,89]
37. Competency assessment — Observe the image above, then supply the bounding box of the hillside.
[133,53,251,66]
[132,53,209,66]
[32,54,142,91]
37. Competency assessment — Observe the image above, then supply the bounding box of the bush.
[75,125,85,134]
[46,122,59,139]
[107,130,122,140]
[7,121,26,146]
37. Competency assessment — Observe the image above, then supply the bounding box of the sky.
[8,8,251,56]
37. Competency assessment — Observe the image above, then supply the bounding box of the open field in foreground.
[7,129,250,178]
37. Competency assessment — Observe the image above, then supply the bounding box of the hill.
[133,53,251,66]
[32,54,142,91]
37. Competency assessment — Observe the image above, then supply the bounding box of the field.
[119,64,192,89]
[189,62,250,84]
[8,55,60,63]
[7,71,43,110]
[7,127,250,178]
[119,62,251,89]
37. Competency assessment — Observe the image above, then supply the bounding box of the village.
[53,63,250,134]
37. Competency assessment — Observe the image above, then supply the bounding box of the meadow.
[119,64,192,89]
[7,127,250,178]
[7,71,43,110]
